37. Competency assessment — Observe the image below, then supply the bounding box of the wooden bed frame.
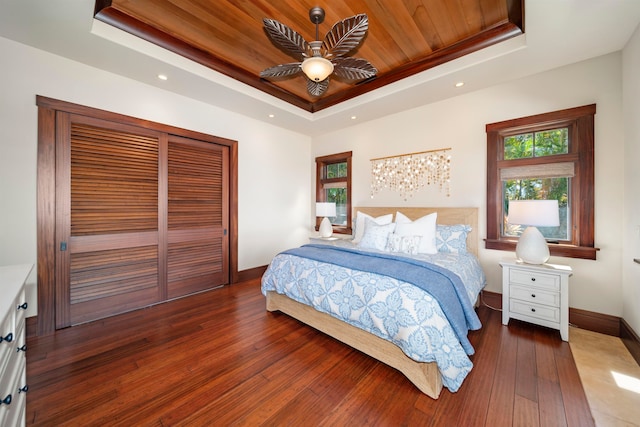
[265,207,479,398]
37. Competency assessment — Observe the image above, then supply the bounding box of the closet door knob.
[17,302,28,310]
[0,332,13,343]
[1,394,11,405]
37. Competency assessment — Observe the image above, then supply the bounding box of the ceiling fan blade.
[323,14,369,58]
[260,63,302,79]
[263,18,309,61]
[307,78,329,97]
[332,57,377,81]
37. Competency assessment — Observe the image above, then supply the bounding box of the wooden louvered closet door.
[167,135,228,299]
[55,113,229,328]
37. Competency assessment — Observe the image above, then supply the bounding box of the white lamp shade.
[508,200,559,227]
[315,202,336,217]
[301,57,334,82]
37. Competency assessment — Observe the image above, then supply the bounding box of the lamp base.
[516,226,550,264]
[319,217,333,238]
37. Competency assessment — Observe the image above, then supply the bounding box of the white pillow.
[387,234,421,255]
[394,211,438,254]
[357,218,396,251]
[353,211,393,243]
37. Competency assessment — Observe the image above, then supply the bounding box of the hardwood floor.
[25,279,594,426]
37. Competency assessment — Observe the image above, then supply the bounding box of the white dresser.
[500,260,572,341]
[0,264,32,427]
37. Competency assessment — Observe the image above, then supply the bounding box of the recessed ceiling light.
[351,116,357,120]
[268,114,275,118]
[157,74,168,81]
[455,81,464,87]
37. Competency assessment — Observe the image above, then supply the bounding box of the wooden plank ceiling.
[95,0,524,113]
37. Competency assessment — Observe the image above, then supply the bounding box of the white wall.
[1,32,633,324]
[313,53,625,317]
[622,25,640,333]
[0,36,312,316]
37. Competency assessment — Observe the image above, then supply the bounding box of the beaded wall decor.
[370,148,451,200]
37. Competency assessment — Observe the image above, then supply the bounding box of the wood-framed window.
[485,104,598,260]
[315,151,352,235]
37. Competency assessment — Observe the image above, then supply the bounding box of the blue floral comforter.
[261,243,486,392]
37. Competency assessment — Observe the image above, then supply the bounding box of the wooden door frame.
[36,95,239,336]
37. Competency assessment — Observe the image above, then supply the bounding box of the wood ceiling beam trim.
[94,4,313,112]
[312,21,523,112]
[94,1,524,114]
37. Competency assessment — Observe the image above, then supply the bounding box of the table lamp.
[316,202,336,238]
[508,199,559,264]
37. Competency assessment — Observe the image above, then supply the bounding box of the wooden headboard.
[353,207,479,256]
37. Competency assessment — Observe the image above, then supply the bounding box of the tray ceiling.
[94,0,524,113]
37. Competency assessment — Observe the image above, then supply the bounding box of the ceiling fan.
[260,6,377,97]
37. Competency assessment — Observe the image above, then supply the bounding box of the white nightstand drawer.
[510,284,560,307]
[501,260,571,341]
[510,299,560,323]
[509,269,559,291]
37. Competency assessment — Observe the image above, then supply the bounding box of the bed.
[261,207,485,398]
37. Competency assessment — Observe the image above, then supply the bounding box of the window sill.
[485,239,598,260]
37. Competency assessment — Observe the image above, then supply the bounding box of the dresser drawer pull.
[17,302,28,310]
[1,332,13,343]
[531,293,536,298]
[18,344,27,352]
[19,385,28,394]
[531,308,536,312]
[1,394,11,405]
[531,277,536,281]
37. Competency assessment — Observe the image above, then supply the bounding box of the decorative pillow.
[386,234,421,255]
[394,211,438,254]
[357,218,396,251]
[352,211,393,243]
[436,224,472,253]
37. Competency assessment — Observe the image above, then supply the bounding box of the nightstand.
[309,234,352,245]
[500,260,572,341]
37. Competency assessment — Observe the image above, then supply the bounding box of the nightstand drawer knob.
[531,277,536,281]
[531,308,536,312]
[531,293,536,298]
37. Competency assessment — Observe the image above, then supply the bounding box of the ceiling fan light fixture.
[261,7,374,96]
[301,56,334,82]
